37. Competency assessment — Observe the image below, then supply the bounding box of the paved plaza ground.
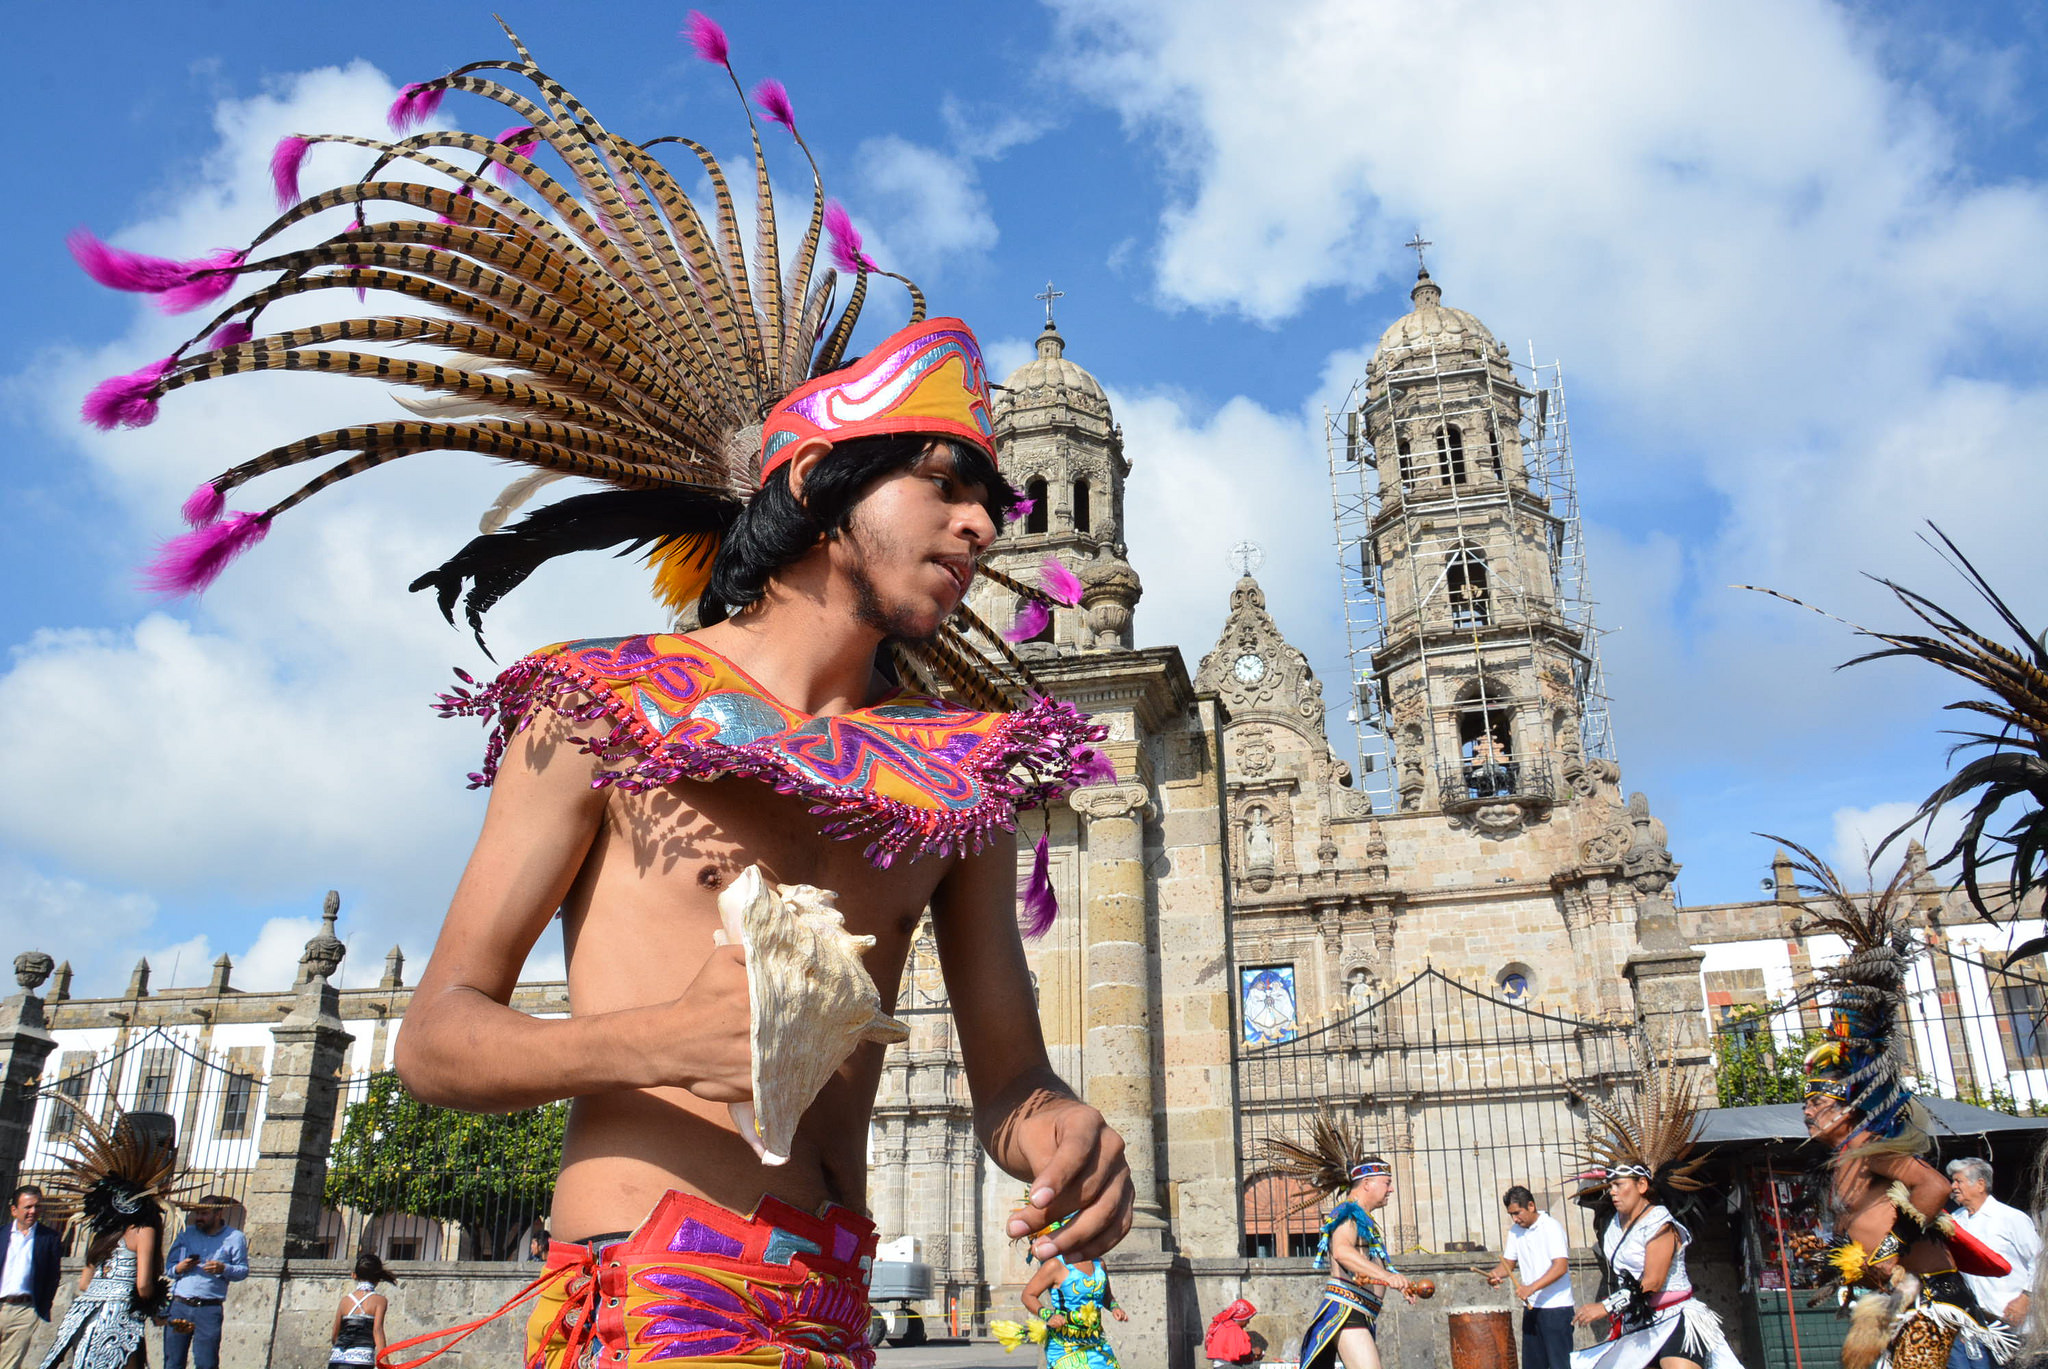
[875,1338,1022,1369]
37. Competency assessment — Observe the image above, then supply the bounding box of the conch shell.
[715,866,909,1164]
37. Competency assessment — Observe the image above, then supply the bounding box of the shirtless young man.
[397,428,1134,1365]
[68,23,1130,1366]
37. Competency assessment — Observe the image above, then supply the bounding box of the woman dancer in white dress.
[1568,1063,1741,1369]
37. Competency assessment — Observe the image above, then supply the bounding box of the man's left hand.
[200,1261,224,1276]
[999,1094,1134,1262]
[2005,1294,2029,1325]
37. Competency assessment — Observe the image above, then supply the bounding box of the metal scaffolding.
[1324,331,1614,815]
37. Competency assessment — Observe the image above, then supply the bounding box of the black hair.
[1502,1185,1535,1209]
[353,1251,397,1285]
[10,1185,40,1206]
[699,434,1015,626]
[85,1201,162,1269]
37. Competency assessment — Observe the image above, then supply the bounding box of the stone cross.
[1035,279,1066,328]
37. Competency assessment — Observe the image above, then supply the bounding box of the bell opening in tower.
[1458,704,1515,799]
[1446,546,1489,628]
[1072,477,1091,533]
[1437,424,1467,485]
[1024,477,1048,535]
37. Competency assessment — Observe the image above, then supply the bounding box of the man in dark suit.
[0,1184,60,1369]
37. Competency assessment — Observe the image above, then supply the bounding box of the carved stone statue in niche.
[1245,810,1275,868]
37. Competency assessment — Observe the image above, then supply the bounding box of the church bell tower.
[1337,259,1613,829]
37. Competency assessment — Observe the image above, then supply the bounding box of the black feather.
[410,489,741,655]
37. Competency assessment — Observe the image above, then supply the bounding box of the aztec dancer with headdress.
[36,1104,197,1369]
[1566,1057,1740,1369]
[1262,1110,1421,1369]
[70,14,1129,1368]
[1771,839,2017,1369]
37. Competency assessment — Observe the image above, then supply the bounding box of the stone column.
[1069,782,1168,1247]
[0,954,58,1197]
[244,903,353,1258]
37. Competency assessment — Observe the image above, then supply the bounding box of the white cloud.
[1113,388,1331,665]
[0,859,159,994]
[1830,801,1965,886]
[853,135,998,273]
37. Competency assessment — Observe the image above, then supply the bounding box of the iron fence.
[23,1026,267,1232]
[1236,967,1639,1257]
[1710,939,2048,1114]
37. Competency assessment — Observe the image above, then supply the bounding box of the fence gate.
[1237,968,1640,1257]
[24,1025,267,1221]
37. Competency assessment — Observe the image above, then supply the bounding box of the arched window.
[1072,477,1092,533]
[1487,421,1504,480]
[1446,546,1489,628]
[1024,477,1048,535]
[1437,424,1467,485]
[1396,438,1416,490]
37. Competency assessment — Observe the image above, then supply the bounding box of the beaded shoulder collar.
[436,633,1109,866]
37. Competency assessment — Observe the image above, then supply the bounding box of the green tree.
[325,1072,567,1259]
[1711,1015,1826,1108]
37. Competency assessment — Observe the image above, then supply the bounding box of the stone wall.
[27,1259,538,1369]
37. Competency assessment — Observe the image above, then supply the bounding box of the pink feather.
[753,79,795,131]
[80,357,175,430]
[1007,495,1036,521]
[1039,555,1084,606]
[824,201,875,275]
[270,136,311,210]
[684,11,729,65]
[1002,598,1050,643]
[141,511,271,595]
[68,232,244,313]
[205,320,253,350]
[1019,830,1058,938]
[1071,746,1117,786]
[153,250,245,314]
[180,481,226,528]
[493,125,539,186]
[387,82,445,133]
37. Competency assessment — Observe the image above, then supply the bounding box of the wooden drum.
[1447,1308,1517,1369]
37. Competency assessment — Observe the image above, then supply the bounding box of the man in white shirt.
[1487,1185,1575,1369]
[1949,1157,2040,1331]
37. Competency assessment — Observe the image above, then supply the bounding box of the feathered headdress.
[38,1100,197,1239]
[1571,1053,1710,1206]
[1258,1108,1385,1216]
[71,14,1077,710]
[1769,836,1931,1158]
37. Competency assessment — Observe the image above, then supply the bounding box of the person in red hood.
[1205,1300,1257,1365]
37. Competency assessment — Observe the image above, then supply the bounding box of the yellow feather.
[647,531,720,621]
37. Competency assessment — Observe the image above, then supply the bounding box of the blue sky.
[5,1,2047,994]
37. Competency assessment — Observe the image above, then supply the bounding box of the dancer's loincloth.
[524,1190,879,1369]
[1300,1276,1383,1369]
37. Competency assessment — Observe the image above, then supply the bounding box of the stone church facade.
[867,274,1711,1365]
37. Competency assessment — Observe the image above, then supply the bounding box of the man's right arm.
[395,706,751,1113]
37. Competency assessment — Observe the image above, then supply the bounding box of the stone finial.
[1078,546,1142,649]
[1772,848,1799,902]
[208,955,233,995]
[1621,792,1677,897]
[50,962,72,1003]
[126,958,151,999]
[12,952,54,995]
[380,946,406,990]
[297,891,347,985]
